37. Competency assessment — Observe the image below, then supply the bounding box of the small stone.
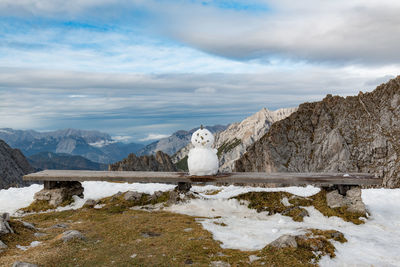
[84,199,98,207]
[50,223,68,229]
[184,228,193,232]
[130,253,137,258]
[12,262,38,267]
[60,230,86,242]
[141,231,161,238]
[249,255,261,263]
[185,259,193,265]
[34,233,48,238]
[270,234,298,248]
[21,221,37,231]
[111,191,123,201]
[124,191,143,201]
[210,261,231,267]
[216,252,226,257]
[0,240,7,249]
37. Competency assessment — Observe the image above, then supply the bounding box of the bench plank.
[23,170,382,186]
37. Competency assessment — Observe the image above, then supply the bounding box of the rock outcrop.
[235,76,400,188]
[108,151,177,171]
[173,107,297,172]
[0,140,35,189]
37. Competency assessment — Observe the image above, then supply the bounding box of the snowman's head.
[191,126,214,148]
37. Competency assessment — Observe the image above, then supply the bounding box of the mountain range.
[28,152,108,171]
[172,107,297,172]
[136,125,227,156]
[0,128,144,164]
[235,76,400,188]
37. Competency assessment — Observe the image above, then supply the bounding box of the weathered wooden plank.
[23,170,382,185]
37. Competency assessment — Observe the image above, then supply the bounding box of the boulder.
[270,234,298,248]
[34,181,83,206]
[59,230,86,243]
[124,191,143,201]
[326,187,366,214]
[83,199,98,207]
[0,213,14,235]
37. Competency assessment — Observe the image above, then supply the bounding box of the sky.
[0,0,399,143]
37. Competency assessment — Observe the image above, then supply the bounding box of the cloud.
[195,87,216,94]
[139,133,170,142]
[2,0,400,65]
[0,67,398,141]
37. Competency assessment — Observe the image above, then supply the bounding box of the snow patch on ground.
[2,183,400,266]
[168,187,400,266]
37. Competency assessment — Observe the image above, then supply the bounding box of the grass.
[234,189,367,224]
[0,206,346,267]
[20,198,75,213]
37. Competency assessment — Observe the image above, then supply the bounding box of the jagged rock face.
[108,151,177,171]
[172,107,297,172]
[235,76,400,188]
[0,140,35,189]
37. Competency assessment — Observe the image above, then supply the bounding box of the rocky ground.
[0,185,377,267]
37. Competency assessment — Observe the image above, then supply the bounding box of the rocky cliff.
[235,76,400,188]
[172,107,297,172]
[108,151,177,171]
[0,140,35,189]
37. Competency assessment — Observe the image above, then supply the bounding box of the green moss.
[234,190,366,224]
[234,192,310,222]
[98,191,172,214]
[175,156,188,171]
[20,198,74,213]
[310,190,366,225]
[217,138,242,157]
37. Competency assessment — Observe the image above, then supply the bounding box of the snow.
[1,183,400,266]
[16,241,41,251]
[0,182,175,215]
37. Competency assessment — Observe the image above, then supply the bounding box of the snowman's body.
[188,127,219,176]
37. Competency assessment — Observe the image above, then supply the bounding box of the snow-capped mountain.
[0,128,144,164]
[172,107,297,172]
[136,125,227,156]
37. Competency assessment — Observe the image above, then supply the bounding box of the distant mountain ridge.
[137,125,228,156]
[0,139,35,189]
[235,76,400,188]
[172,107,297,172]
[28,152,107,171]
[0,128,144,164]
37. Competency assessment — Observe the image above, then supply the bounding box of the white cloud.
[139,133,170,142]
[195,87,216,94]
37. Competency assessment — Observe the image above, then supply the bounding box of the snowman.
[188,125,219,176]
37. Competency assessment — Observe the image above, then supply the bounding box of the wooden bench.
[24,170,381,209]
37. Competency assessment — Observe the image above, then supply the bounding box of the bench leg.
[34,181,84,207]
[175,182,192,192]
[322,185,366,214]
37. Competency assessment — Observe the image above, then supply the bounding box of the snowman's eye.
[207,140,209,142]
[197,133,199,136]
[195,139,197,142]
[205,133,207,135]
